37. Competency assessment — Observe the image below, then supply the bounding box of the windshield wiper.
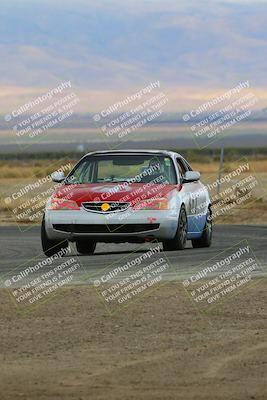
[110,180,130,183]
[64,179,80,185]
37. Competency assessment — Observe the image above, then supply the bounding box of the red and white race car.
[42,150,212,256]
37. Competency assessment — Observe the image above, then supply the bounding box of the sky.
[0,0,266,112]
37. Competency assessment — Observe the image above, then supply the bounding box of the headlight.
[133,198,169,210]
[49,197,80,210]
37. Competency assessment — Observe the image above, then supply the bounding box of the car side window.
[176,158,187,179]
[183,159,193,171]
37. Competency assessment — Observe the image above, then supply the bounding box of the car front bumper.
[45,207,179,242]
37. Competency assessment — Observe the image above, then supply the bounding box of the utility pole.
[217,148,224,196]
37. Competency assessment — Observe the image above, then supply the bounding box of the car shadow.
[84,249,160,256]
[62,247,193,257]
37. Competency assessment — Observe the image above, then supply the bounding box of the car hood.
[53,183,179,206]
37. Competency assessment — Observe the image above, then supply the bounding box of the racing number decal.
[189,193,198,214]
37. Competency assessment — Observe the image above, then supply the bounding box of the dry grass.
[0,159,75,178]
[191,159,267,174]
[0,158,266,179]
[0,157,266,225]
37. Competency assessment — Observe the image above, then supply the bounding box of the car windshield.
[65,154,177,184]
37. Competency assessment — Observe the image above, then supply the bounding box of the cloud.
[1,83,267,115]
[0,0,266,110]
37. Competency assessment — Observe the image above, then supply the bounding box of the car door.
[176,157,205,233]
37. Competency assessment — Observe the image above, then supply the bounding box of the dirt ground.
[0,280,267,400]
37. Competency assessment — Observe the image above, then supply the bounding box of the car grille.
[53,223,160,234]
[82,201,130,213]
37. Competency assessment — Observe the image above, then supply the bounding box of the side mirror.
[51,171,66,183]
[183,171,200,183]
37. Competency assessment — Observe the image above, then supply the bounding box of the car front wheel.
[163,205,187,251]
[41,216,69,257]
[76,240,96,255]
[191,208,212,248]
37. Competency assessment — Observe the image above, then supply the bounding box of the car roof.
[85,149,183,158]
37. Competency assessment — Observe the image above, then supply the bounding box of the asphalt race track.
[0,224,266,289]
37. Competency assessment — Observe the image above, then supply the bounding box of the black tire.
[163,205,187,251]
[191,207,212,248]
[41,216,69,257]
[76,240,96,255]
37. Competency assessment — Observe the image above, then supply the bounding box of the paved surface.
[0,224,266,288]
